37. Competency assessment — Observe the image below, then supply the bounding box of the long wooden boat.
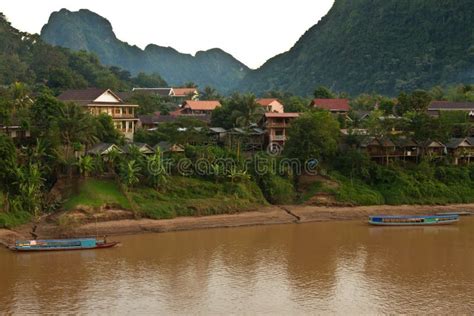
[9,238,119,252]
[368,214,459,226]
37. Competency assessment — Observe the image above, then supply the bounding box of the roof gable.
[58,88,122,104]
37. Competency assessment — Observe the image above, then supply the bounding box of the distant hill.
[0,12,150,93]
[239,0,474,96]
[41,9,249,92]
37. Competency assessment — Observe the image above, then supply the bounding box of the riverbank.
[1,203,474,247]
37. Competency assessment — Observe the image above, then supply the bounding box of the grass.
[130,177,267,219]
[61,177,268,220]
[62,178,131,211]
[0,210,31,229]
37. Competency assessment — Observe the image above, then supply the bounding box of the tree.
[313,86,335,99]
[119,160,141,190]
[56,102,98,177]
[95,113,123,144]
[146,149,168,189]
[77,156,94,177]
[284,111,340,163]
[211,93,264,128]
[200,86,221,101]
[14,163,44,219]
[397,90,432,115]
[0,134,18,210]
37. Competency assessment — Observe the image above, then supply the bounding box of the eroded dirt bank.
[1,204,473,247]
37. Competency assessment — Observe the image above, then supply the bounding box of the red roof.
[173,88,198,97]
[311,98,350,112]
[182,100,221,111]
[264,112,299,118]
[256,98,279,106]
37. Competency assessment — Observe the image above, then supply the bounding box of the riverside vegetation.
[1,11,474,230]
[1,83,474,229]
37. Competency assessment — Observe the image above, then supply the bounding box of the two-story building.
[58,88,139,140]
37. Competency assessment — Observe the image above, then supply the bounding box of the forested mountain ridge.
[239,0,474,96]
[41,9,250,92]
[0,12,166,93]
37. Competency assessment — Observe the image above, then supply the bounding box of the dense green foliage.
[240,0,474,96]
[324,163,474,206]
[284,111,340,163]
[40,9,249,92]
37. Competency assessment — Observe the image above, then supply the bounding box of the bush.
[259,174,295,204]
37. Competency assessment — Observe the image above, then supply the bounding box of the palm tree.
[234,94,265,127]
[56,102,98,177]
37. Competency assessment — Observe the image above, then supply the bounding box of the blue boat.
[10,238,119,252]
[369,214,459,226]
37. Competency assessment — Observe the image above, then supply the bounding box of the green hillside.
[41,9,249,92]
[0,12,166,93]
[240,0,474,96]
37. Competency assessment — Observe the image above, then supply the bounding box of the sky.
[2,0,335,69]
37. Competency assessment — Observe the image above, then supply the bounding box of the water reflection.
[1,218,473,314]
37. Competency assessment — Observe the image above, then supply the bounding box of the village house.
[261,112,300,147]
[256,98,285,113]
[86,143,124,156]
[310,98,351,115]
[58,88,139,140]
[179,100,221,115]
[358,136,420,164]
[428,101,474,121]
[227,126,266,152]
[446,137,474,165]
[418,140,446,158]
[0,124,30,140]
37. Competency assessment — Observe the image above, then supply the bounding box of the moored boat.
[9,238,119,252]
[369,214,459,226]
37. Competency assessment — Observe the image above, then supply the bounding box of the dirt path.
[1,204,473,246]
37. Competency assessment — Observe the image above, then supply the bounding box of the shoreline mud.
[1,203,474,247]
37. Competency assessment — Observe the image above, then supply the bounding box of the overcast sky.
[2,0,334,69]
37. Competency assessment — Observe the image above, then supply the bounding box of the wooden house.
[227,127,265,152]
[418,140,446,158]
[446,138,474,165]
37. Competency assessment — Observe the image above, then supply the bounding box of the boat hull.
[369,215,459,226]
[10,239,119,252]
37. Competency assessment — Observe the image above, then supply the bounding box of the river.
[1,218,473,314]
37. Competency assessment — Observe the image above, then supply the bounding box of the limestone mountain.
[41,9,249,92]
[239,0,474,96]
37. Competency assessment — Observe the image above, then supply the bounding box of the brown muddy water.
[1,218,473,314]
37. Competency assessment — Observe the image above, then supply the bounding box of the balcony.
[272,135,287,141]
